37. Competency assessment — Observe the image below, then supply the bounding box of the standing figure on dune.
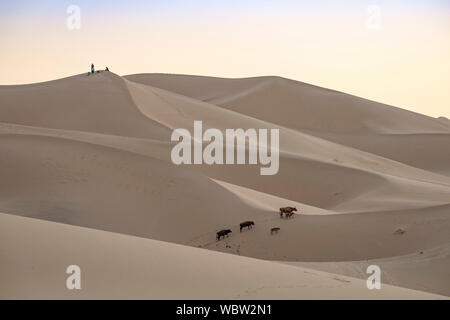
[91,63,95,74]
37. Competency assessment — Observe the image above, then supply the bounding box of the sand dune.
[288,242,450,297]
[0,133,269,244]
[1,213,446,300]
[212,179,333,215]
[2,132,448,264]
[124,79,450,213]
[438,116,450,126]
[0,72,170,140]
[1,72,449,298]
[308,132,450,176]
[125,74,450,134]
[126,73,450,177]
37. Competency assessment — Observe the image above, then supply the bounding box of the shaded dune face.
[0,134,267,244]
[125,73,450,135]
[0,73,170,140]
[308,132,450,177]
[187,155,387,210]
[126,73,450,176]
[0,134,390,256]
[1,72,450,297]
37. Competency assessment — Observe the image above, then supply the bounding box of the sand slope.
[1,130,448,264]
[1,72,449,298]
[1,213,445,300]
[124,79,450,213]
[126,73,450,176]
[288,242,450,297]
[0,133,269,244]
[0,72,170,139]
[125,74,450,134]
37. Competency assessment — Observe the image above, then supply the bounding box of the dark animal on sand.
[270,227,280,235]
[240,221,255,232]
[216,229,232,240]
[285,212,295,219]
[279,206,297,218]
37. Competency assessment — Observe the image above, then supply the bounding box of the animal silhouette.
[279,206,297,218]
[270,227,280,235]
[216,229,232,240]
[240,221,255,232]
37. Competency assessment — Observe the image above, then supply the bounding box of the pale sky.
[1,0,449,118]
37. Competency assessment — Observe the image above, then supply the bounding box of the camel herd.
[216,206,298,241]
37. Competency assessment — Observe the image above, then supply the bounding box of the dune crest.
[1,72,449,298]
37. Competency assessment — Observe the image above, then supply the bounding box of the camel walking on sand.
[216,229,232,240]
[240,221,255,232]
[285,212,295,219]
[279,207,297,218]
[270,227,280,235]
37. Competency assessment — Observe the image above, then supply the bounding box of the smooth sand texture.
[1,71,449,298]
[126,74,450,176]
[0,213,446,300]
[125,74,450,135]
[287,242,450,298]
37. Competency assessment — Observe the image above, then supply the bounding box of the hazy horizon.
[1,0,449,118]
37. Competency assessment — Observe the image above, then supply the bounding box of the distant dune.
[1,71,449,298]
[125,74,450,135]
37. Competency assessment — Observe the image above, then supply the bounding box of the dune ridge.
[1,72,449,298]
